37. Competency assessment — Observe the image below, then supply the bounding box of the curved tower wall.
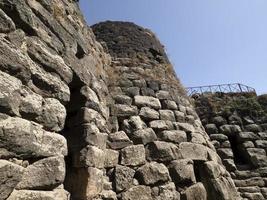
[92,21,240,200]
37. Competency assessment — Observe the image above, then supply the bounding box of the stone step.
[241,192,265,200]
[234,177,265,187]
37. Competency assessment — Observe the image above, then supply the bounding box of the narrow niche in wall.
[61,73,89,199]
[228,134,252,168]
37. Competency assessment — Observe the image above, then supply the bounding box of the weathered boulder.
[146,141,181,162]
[158,130,187,144]
[0,160,24,200]
[181,183,207,200]
[152,183,180,200]
[179,142,208,161]
[0,116,67,159]
[114,165,135,192]
[139,107,160,120]
[120,145,146,166]
[121,186,153,200]
[136,162,170,185]
[168,159,196,186]
[7,188,70,200]
[134,96,161,110]
[132,128,157,145]
[16,156,65,190]
[0,8,15,33]
[108,131,133,150]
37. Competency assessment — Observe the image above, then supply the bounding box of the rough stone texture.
[136,162,170,185]
[0,2,242,199]
[16,156,65,190]
[194,92,267,199]
[168,159,196,186]
[0,0,110,199]
[0,160,24,200]
[91,21,240,200]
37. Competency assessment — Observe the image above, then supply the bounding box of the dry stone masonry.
[194,93,267,200]
[0,0,247,199]
[91,21,240,200]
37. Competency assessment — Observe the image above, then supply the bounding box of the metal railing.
[186,83,256,96]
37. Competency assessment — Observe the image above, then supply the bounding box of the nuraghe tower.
[0,0,243,199]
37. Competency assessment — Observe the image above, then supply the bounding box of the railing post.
[238,83,243,93]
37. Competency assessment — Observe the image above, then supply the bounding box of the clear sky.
[79,0,267,94]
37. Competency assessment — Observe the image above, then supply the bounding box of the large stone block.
[146,141,181,162]
[134,96,161,110]
[26,37,73,84]
[74,145,105,168]
[114,165,135,192]
[0,116,67,159]
[139,107,160,120]
[181,183,207,200]
[7,188,70,200]
[104,149,119,168]
[179,142,208,161]
[149,120,174,131]
[121,186,153,200]
[111,104,138,117]
[168,159,196,186]
[152,183,180,200]
[0,160,24,200]
[108,131,133,150]
[209,176,240,200]
[132,128,157,145]
[120,145,146,166]
[136,162,170,185]
[159,130,187,144]
[16,156,65,190]
[159,110,176,121]
[0,70,22,116]
[0,8,15,33]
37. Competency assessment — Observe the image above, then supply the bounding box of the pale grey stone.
[74,145,105,168]
[140,107,159,120]
[134,95,161,110]
[16,156,65,190]
[7,188,70,200]
[149,120,174,131]
[115,165,135,192]
[136,162,170,185]
[0,160,24,200]
[121,186,153,200]
[0,116,67,159]
[104,149,119,168]
[108,131,132,150]
[0,8,15,33]
[181,183,207,200]
[159,110,176,121]
[121,145,146,166]
[159,130,187,144]
[174,122,195,133]
[132,128,157,145]
[179,142,208,161]
[146,141,181,162]
[111,104,138,117]
[113,94,132,105]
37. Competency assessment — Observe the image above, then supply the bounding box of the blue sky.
[79,0,267,94]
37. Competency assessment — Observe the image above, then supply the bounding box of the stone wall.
[0,0,242,199]
[92,21,240,200]
[0,0,110,199]
[194,92,267,200]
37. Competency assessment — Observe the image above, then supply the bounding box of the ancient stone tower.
[0,0,246,199]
